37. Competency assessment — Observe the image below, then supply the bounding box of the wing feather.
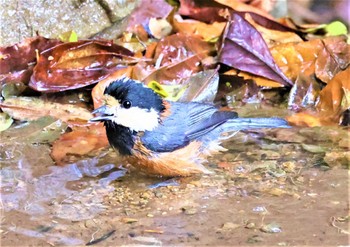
[141,101,237,152]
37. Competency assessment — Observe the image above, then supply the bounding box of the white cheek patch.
[112,106,160,132]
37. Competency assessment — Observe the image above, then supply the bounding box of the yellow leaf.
[58,30,78,42]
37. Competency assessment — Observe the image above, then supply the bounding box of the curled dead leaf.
[92,67,133,109]
[172,14,226,41]
[51,123,108,165]
[29,40,135,92]
[0,96,92,122]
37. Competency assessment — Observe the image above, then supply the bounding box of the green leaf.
[1,116,68,144]
[324,21,348,36]
[58,30,78,42]
[0,113,13,132]
[306,21,348,37]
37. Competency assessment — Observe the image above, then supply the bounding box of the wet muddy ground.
[1,122,349,246]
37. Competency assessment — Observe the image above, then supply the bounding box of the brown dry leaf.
[287,69,350,126]
[0,97,92,122]
[317,69,350,119]
[51,123,108,165]
[244,14,303,47]
[172,14,226,41]
[133,33,215,85]
[91,67,133,109]
[224,69,283,88]
[242,0,277,13]
[148,18,173,39]
[126,0,173,32]
[29,40,135,92]
[286,111,330,127]
[271,36,349,84]
[215,0,273,19]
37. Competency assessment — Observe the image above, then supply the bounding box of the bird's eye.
[122,100,132,109]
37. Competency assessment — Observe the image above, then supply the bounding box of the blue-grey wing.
[141,101,237,152]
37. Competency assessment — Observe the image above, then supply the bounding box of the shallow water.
[1,124,349,246]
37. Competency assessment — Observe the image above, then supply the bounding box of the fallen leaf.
[287,68,350,127]
[244,13,303,47]
[224,69,283,88]
[216,0,273,19]
[287,72,321,110]
[271,36,349,84]
[29,40,135,92]
[91,67,133,109]
[148,18,172,39]
[219,13,293,87]
[178,0,228,23]
[133,33,215,84]
[0,112,13,132]
[0,96,92,122]
[172,14,226,42]
[0,36,61,84]
[286,111,328,127]
[317,69,350,120]
[58,30,78,42]
[51,123,108,165]
[178,68,220,103]
[0,116,67,144]
[126,0,173,31]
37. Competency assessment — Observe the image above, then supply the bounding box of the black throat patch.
[104,121,134,155]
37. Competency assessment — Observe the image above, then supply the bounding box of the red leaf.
[127,0,173,31]
[178,0,227,23]
[219,13,293,87]
[133,33,215,84]
[0,36,61,84]
[29,40,135,92]
[51,123,109,165]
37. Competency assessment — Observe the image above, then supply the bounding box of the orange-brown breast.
[125,141,213,177]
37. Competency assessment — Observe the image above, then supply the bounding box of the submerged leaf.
[286,69,350,127]
[0,97,92,122]
[0,116,67,144]
[178,68,220,103]
[317,69,350,120]
[51,123,109,165]
[219,14,293,86]
[0,112,13,132]
[29,40,135,92]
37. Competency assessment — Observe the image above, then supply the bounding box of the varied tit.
[90,78,289,177]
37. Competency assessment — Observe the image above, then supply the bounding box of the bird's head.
[90,78,166,132]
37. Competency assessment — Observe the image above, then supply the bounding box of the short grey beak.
[89,105,113,122]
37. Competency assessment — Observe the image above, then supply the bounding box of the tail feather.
[225,117,290,130]
[198,117,289,146]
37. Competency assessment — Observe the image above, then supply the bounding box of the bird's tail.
[198,117,289,145]
[224,117,290,130]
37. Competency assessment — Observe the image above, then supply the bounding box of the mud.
[1,126,349,246]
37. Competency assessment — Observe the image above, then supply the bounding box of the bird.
[90,77,289,177]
